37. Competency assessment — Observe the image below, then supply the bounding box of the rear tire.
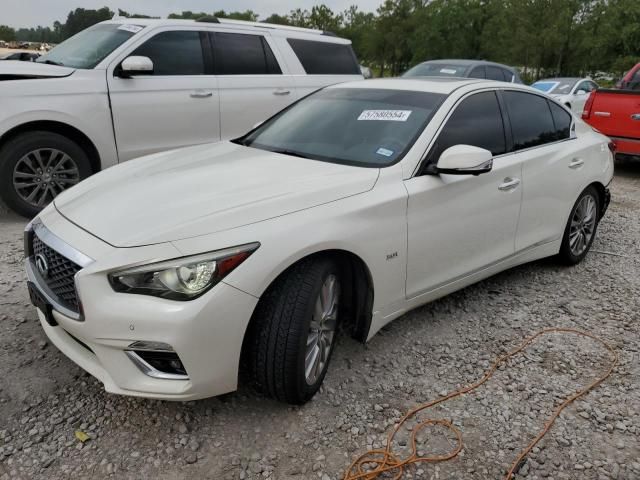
[0,131,91,218]
[248,257,341,404]
[558,186,600,265]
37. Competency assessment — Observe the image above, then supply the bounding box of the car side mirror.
[118,56,154,77]
[436,145,493,176]
[576,89,587,95]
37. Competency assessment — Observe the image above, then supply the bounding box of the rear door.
[212,31,296,139]
[107,29,220,161]
[502,91,587,251]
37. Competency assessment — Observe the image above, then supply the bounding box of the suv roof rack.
[200,17,324,35]
[195,16,220,23]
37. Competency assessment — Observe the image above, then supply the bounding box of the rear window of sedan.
[236,88,446,167]
[403,63,468,77]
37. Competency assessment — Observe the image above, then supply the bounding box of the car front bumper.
[26,210,258,401]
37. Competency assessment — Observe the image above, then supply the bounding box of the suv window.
[503,91,557,150]
[213,32,281,75]
[131,30,204,75]
[468,66,485,79]
[548,101,572,141]
[427,91,506,163]
[502,69,514,82]
[287,38,360,75]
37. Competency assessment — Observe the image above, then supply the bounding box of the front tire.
[558,186,600,265]
[0,131,91,218]
[248,257,341,404]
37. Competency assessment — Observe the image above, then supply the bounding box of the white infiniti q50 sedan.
[25,78,613,404]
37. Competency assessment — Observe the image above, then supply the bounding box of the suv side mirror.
[118,56,154,77]
[436,145,493,176]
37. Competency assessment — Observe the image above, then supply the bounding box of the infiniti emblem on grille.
[35,254,49,278]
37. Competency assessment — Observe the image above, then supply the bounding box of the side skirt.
[366,239,561,341]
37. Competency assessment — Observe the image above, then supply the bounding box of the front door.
[107,29,220,161]
[405,91,522,298]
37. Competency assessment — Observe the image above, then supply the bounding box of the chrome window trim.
[414,86,578,177]
[125,351,190,381]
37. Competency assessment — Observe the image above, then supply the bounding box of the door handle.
[498,177,521,191]
[190,90,213,98]
[273,89,291,96]
[569,158,585,169]
[631,113,640,121]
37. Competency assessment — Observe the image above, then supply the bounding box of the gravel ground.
[0,159,639,480]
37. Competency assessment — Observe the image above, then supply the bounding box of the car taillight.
[582,91,596,119]
[608,141,616,153]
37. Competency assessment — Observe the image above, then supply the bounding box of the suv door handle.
[631,113,640,121]
[569,158,585,169]
[190,90,213,98]
[498,177,521,191]
[273,89,291,96]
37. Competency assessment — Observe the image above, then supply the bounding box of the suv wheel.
[248,257,341,404]
[0,131,91,217]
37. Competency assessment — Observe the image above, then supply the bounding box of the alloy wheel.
[305,274,339,385]
[569,194,597,256]
[13,148,80,208]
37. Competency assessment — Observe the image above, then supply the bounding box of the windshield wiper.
[39,59,64,66]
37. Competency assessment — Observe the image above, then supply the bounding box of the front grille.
[32,234,82,313]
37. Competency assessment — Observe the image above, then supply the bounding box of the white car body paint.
[26,78,614,401]
[0,18,362,169]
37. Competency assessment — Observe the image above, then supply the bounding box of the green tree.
[0,25,16,41]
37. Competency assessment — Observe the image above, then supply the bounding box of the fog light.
[135,351,187,376]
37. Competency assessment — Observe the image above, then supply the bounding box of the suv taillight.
[582,91,596,119]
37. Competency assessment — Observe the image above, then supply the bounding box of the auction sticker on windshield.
[358,110,412,121]
[118,24,144,33]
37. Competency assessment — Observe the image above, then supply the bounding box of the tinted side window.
[548,101,572,140]
[468,66,485,79]
[287,38,360,75]
[502,69,514,82]
[486,66,505,81]
[131,31,204,75]
[503,91,556,150]
[428,91,506,163]
[214,33,281,75]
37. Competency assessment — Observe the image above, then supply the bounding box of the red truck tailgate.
[583,89,640,155]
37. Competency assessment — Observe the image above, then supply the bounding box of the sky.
[1,0,382,28]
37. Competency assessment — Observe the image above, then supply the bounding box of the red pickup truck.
[582,65,640,157]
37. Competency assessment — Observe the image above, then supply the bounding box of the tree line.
[1,1,639,81]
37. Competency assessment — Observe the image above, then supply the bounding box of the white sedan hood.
[54,142,379,247]
[0,60,75,79]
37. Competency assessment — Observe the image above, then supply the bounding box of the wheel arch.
[588,180,608,219]
[239,248,375,370]
[0,120,101,174]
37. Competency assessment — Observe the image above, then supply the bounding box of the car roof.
[327,77,529,95]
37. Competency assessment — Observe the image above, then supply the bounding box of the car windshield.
[532,80,577,94]
[236,88,445,167]
[36,23,141,69]
[403,63,468,77]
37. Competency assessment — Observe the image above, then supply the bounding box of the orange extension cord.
[343,328,618,480]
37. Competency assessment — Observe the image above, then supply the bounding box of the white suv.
[0,18,363,217]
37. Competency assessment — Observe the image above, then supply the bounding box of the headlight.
[108,243,259,300]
